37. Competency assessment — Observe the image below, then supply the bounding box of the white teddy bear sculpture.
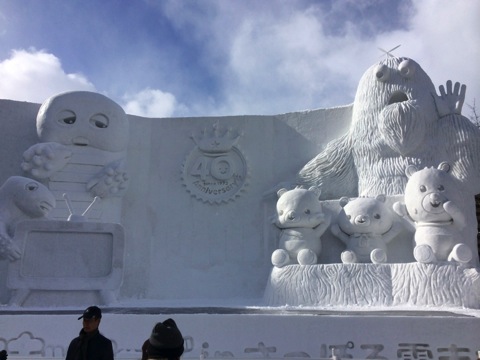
[331,195,402,264]
[271,187,330,267]
[393,162,473,264]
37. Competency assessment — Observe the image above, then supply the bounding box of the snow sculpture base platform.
[0,309,478,358]
[264,263,480,308]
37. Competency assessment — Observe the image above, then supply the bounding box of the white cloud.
[407,0,480,107]
[371,0,480,116]
[208,0,479,116]
[122,88,188,118]
[0,49,95,103]
[221,8,375,114]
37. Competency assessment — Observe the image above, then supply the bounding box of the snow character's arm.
[21,142,72,179]
[86,159,129,198]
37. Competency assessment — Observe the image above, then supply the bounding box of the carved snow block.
[7,220,125,306]
[264,264,393,306]
[264,263,480,308]
[391,263,480,308]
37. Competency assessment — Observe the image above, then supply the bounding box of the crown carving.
[191,123,241,154]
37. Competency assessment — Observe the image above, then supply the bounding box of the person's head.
[147,318,184,360]
[78,306,102,333]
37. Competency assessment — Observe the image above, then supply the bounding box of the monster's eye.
[304,209,311,215]
[420,185,427,192]
[346,215,351,220]
[278,210,284,216]
[398,59,416,79]
[374,214,381,219]
[374,64,390,82]
[57,110,76,125]
[90,114,109,128]
[25,182,39,191]
[438,185,445,191]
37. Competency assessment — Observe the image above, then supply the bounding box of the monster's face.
[36,91,129,152]
[355,57,435,114]
[352,57,437,155]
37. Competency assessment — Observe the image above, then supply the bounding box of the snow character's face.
[404,164,457,223]
[6,176,56,217]
[337,195,393,235]
[36,91,129,152]
[275,188,324,229]
[353,57,437,155]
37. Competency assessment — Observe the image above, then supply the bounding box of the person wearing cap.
[142,318,184,360]
[65,306,114,360]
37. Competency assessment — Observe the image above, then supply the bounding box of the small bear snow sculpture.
[271,187,330,267]
[331,195,402,264]
[0,176,55,261]
[393,162,472,264]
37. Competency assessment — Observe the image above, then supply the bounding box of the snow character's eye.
[374,64,390,82]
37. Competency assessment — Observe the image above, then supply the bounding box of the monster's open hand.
[87,162,129,198]
[434,80,466,118]
[21,142,72,179]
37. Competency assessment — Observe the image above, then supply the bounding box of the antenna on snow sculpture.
[378,44,401,58]
[63,193,100,222]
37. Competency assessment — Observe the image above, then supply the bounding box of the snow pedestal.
[0,311,479,359]
[264,263,480,308]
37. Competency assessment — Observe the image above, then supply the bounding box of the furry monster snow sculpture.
[331,195,402,264]
[0,176,55,261]
[297,57,480,199]
[271,187,330,267]
[393,162,473,264]
[21,91,129,222]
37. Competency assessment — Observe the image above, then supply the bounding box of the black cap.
[78,306,102,320]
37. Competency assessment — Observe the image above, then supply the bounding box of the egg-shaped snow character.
[21,91,129,222]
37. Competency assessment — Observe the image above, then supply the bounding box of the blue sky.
[0,0,478,118]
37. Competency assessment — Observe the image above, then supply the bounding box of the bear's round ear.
[375,194,386,203]
[339,196,349,208]
[405,165,418,178]
[308,186,322,199]
[277,188,288,198]
[438,161,451,173]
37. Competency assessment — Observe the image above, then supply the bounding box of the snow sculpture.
[271,187,330,267]
[331,195,403,264]
[0,176,55,261]
[265,56,480,308]
[297,57,480,199]
[21,91,129,222]
[393,162,473,264]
